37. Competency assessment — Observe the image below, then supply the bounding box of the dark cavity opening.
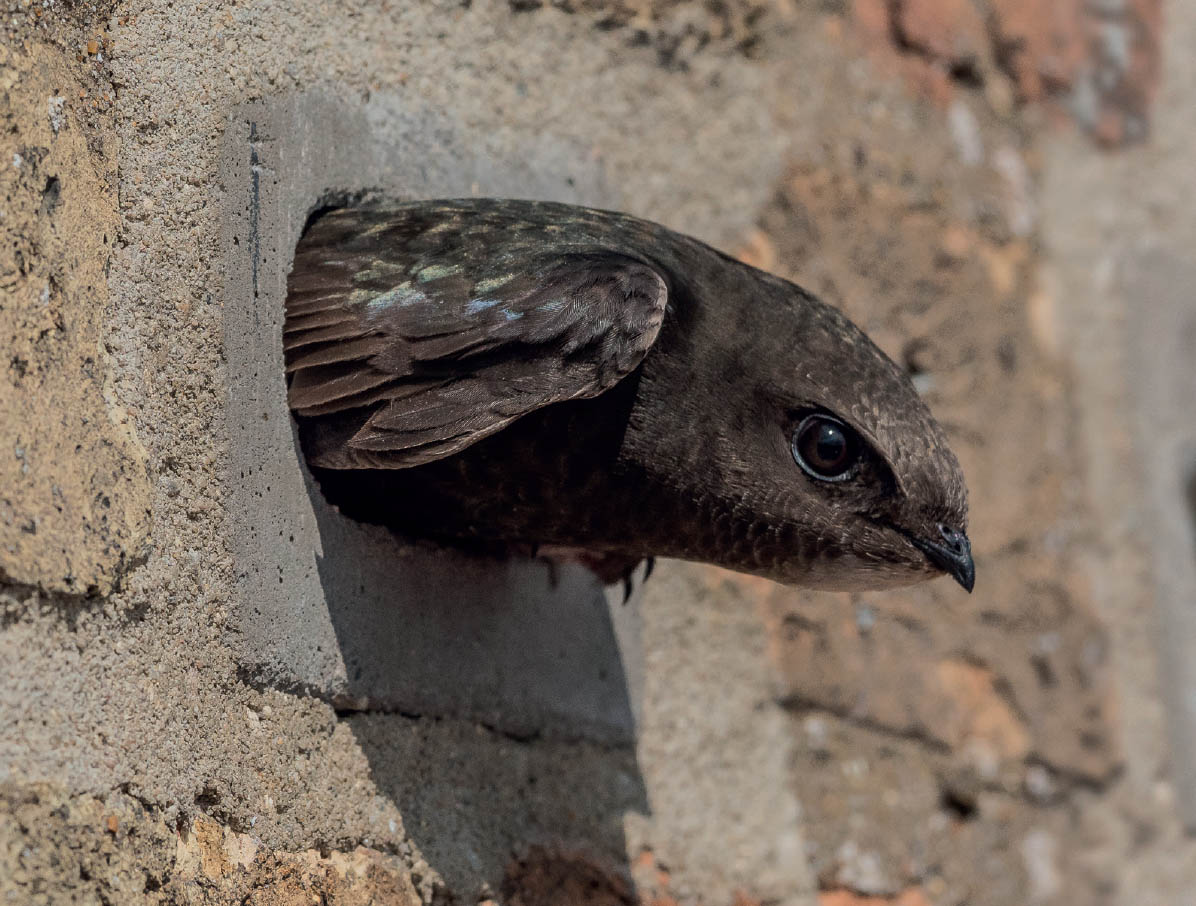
[940,786,979,821]
[40,176,61,215]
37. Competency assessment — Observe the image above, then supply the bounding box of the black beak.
[910,524,975,593]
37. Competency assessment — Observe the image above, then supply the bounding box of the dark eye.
[791,414,860,481]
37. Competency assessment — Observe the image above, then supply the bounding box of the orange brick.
[898,0,987,65]
[819,887,932,906]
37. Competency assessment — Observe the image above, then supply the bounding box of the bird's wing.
[284,203,668,469]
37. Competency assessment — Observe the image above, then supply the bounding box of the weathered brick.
[0,45,150,596]
[847,0,1162,143]
[819,889,931,906]
[989,0,1088,100]
[0,785,421,906]
[897,0,988,68]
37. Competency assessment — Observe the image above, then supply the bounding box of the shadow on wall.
[342,709,648,900]
[302,442,650,895]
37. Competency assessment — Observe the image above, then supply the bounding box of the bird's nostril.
[938,524,965,549]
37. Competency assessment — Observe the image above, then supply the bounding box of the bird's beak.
[909,525,975,593]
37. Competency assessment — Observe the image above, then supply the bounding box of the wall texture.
[1,1,1192,904]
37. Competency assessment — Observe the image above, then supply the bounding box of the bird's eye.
[792,414,860,481]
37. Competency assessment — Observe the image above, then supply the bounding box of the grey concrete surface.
[220,89,643,743]
[1122,249,1196,833]
[1044,0,1196,895]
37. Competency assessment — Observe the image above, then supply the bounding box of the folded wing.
[284,202,669,468]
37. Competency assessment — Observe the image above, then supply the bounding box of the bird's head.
[641,269,973,593]
[748,284,972,592]
[777,402,973,592]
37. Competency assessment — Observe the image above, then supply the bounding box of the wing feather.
[284,200,668,469]
[284,336,389,373]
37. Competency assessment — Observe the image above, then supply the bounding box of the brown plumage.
[284,198,974,592]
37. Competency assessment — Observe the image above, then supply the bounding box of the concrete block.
[219,89,641,744]
[1123,247,1196,830]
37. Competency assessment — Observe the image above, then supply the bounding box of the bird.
[282,198,974,594]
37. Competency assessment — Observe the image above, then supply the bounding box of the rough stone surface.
[819,893,931,906]
[0,43,150,596]
[1041,1,1196,898]
[0,785,421,905]
[505,0,791,64]
[896,0,989,71]
[849,0,1161,145]
[2,0,1195,904]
